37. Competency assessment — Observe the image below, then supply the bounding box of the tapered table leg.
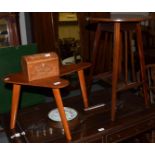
[10,84,21,129]
[136,23,149,107]
[78,70,89,108]
[88,23,102,92]
[52,88,72,141]
[111,23,121,121]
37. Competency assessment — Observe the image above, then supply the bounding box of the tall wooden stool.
[88,15,150,121]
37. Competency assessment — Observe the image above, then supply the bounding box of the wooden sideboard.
[3,88,155,143]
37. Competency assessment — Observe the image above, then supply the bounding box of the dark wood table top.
[3,89,155,143]
[88,14,150,23]
[85,14,151,33]
[3,73,69,89]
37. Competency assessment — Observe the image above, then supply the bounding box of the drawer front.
[80,135,106,143]
[106,119,155,143]
[89,136,106,143]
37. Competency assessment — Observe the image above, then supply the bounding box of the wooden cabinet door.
[30,13,60,55]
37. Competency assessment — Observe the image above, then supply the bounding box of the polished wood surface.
[89,16,149,23]
[4,73,69,89]
[4,90,155,143]
[4,62,91,88]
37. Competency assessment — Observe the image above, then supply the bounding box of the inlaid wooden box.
[21,52,60,81]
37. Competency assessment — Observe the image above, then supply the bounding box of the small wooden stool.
[3,62,91,141]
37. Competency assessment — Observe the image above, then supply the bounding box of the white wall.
[19,12,27,45]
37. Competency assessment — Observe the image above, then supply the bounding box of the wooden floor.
[3,88,155,143]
